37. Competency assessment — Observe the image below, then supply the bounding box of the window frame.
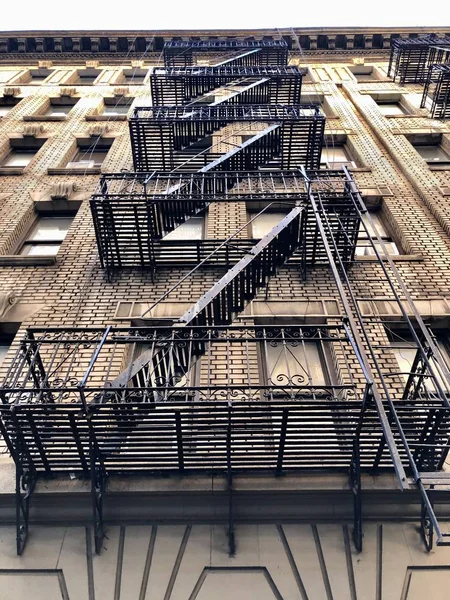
[385,325,450,394]
[355,210,400,257]
[66,138,112,170]
[256,321,337,399]
[18,213,76,257]
[407,133,450,168]
[320,144,356,169]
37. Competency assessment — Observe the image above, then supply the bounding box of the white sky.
[2,0,450,32]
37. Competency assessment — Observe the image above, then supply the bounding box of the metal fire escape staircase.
[6,38,450,560]
[107,206,304,395]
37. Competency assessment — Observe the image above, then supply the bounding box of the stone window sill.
[24,115,67,122]
[47,167,102,176]
[385,114,425,119]
[0,255,57,266]
[348,167,372,173]
[0,167,25,176]
[429,165,450,172]
[356,254,423,262]
[85,115,127,121]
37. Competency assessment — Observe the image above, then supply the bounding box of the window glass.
[30,69,53,82]
[67,146,110,169]
[377,102,406,116]
[388,329,450,392]
[123,68,148,83]
[77,69,101,84]
[103,105,129,116]
[320,145,355,169]
[265,339,327,386]
[356,212,399,256]
[20,216,74,256]
[164,216,204,240]
[415,145,450,163]
[45,104,72,116]
[359,213,388,238]
[0,106,12,118]
[0,343,10,365]
[250,212,287,239]
[3,151,36,168]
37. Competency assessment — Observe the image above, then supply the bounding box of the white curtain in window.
[164,216,204,240]
[265,340,326,386]
[251,213,287,239]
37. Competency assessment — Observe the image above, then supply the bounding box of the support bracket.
[227,410,235,557]
[89,423,107,554]
[350,438,363,552]
[15,439,37,556]
[420,493,434,551]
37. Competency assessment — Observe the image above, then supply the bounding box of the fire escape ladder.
[303,167,450,550]
[106,206,304,394]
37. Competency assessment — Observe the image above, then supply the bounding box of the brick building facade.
[0,27,450,599]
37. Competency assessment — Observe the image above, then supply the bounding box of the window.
[76,69,101,84]
[249,212,288,238]
[320,145,356,169]
[348,65,379,81]
[3,150,36,168]
[102,98,132,116]
[30,68,53,82]
[163,215,205,240]
[407,134,450,166]
[415,145,450,164]
[133,341,200,401]
[0,324,20,367]
[2,137,47,169]
[258,323,335,398]
[386,327,450,392]
[0,339,10,365]
[44,98,77,117]
[0,98,19,118]
[19,215,74,256]
[66,139,112,170]
[123,68,148,84]
[376,101,408,116]
[355,212,399,256]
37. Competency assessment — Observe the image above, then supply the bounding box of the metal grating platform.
[421,63,450,118]
[129,105,325,172]
[163,39,289,68]
[150,66,304,106]
[90,170,361,274]
[388,36,450,84]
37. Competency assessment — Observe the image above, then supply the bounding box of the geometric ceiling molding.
[0,569,69,599]
[189,567,284,600]
[400,566,450,600]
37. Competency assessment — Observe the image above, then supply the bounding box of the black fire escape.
[2,39,450,559]
[388,36,450,119]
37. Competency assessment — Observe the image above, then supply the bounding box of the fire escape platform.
[163,39,289,68]
[129,105,325,171]
[90,170,360,273]
[150,66,304,106]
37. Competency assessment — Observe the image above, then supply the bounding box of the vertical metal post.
[227,408,235,557]
[14,420,37,556]
[350,438,362,552]
[89,417,106,555]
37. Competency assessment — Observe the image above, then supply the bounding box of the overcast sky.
[3,0,450,32]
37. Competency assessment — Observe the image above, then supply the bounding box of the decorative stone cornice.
[0,28,448,60]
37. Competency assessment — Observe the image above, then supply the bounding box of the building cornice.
[0,27,449,60]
